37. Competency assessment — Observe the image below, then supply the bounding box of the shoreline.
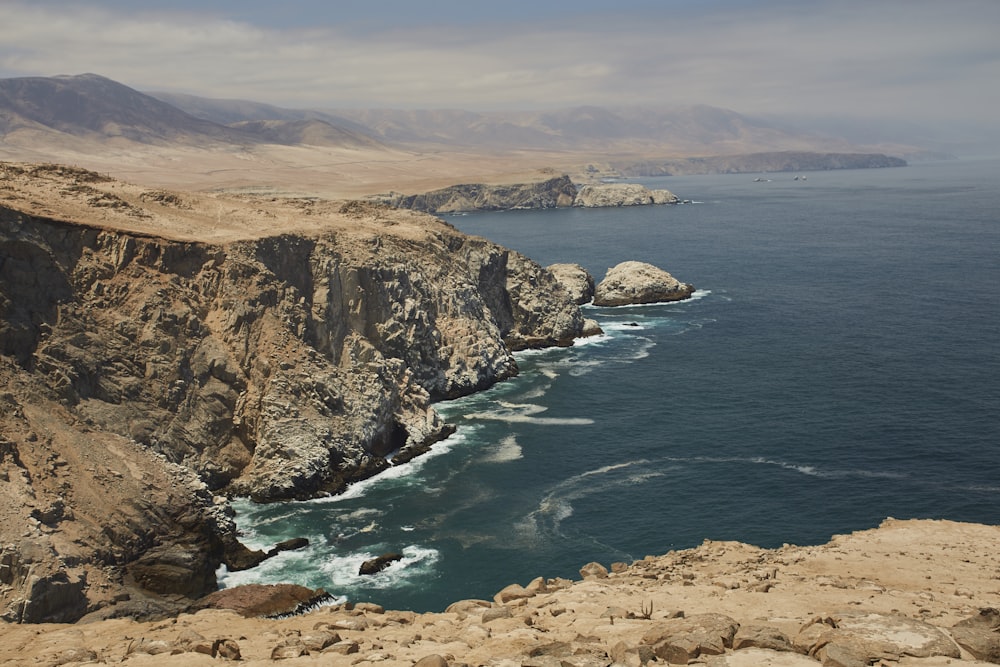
[2,518,998,665]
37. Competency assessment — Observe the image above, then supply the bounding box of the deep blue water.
[221,159,1000,611]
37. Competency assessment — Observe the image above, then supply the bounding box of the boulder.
[579,562,609,579]
[797,612,960,663]
[641,613,740,663]
[359,552,403,575]
[593,261,694,306]
[951,608,1000,662]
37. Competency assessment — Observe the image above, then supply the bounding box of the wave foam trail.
[518,460,663,540]
[464,401,595,426]
[663,455,907,481]
[309,429,467,504]
[482,435,523,463]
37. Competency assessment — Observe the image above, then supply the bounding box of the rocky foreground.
[0,518,998,666]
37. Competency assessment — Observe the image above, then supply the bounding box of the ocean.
[220,158,1000,612]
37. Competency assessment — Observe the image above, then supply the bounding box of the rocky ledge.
[0,162,590,622]
[1,519,998,666]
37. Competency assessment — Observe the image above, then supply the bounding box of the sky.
[1,0,998,128]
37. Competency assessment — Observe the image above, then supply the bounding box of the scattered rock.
[580,562,609,579]
[641,613,740,663]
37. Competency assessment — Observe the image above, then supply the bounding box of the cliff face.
[387,176,578,214]
[0,164,585,621]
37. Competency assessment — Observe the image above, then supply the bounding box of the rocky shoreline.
[0,162,697,624]
[1,518,997,666]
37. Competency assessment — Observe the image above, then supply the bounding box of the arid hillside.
[0,74,916,200]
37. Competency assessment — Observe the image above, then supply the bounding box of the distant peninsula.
[615,151,906,176]
[374,177,680,214]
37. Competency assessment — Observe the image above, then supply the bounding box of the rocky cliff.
[379,177,679,214]
[0,162,586,622]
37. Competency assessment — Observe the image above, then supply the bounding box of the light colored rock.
[495,583,535,604]
[547,263,595,305]
[641,613,740,663]
[573,183,678,207]
[593,261,694,306]
[580,562,609,579]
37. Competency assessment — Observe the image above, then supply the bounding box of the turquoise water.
[221,159,1000,611]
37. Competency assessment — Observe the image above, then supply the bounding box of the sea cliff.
[0,162,585,621]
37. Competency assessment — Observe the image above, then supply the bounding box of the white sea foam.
[519,460,664,540]
[482,435,524,463]
[319,544,440,591]
[310,429,468,504]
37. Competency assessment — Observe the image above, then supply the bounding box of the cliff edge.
[0,162,586,621]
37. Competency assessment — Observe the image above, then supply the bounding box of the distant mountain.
[0,74,384,149]
[0,73,244,144]
[148,88,855,154]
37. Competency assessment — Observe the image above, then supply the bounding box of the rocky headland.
[0,162,592,622]
[377,178,679,215]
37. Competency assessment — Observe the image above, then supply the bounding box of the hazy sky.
[1,0,998,126]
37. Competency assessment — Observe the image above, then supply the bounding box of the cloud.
[0,0,998,126]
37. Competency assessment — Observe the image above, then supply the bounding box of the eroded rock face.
[593,261,694,306]
[387,176,578,213]
[0,166,587,621]
[547,263,595,305]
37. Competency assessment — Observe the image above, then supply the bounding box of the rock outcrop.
[382,176,577,214]
[378,177,679,213]
[547,263,595,305]
[0,162,586,621]
[573,183,679,207]
[593,261,695,306]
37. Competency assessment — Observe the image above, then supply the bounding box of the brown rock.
[495,583,534,604]
[359,552,403,575]
[641,613,740,663]
[196,583,331,617]
[324,640,361,655]
[579,562,609,579]
[547,263,595,305]
[414,655,450,667]
[215,639,242,661]
[951,609,1000,663]
[732,624,795,652]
